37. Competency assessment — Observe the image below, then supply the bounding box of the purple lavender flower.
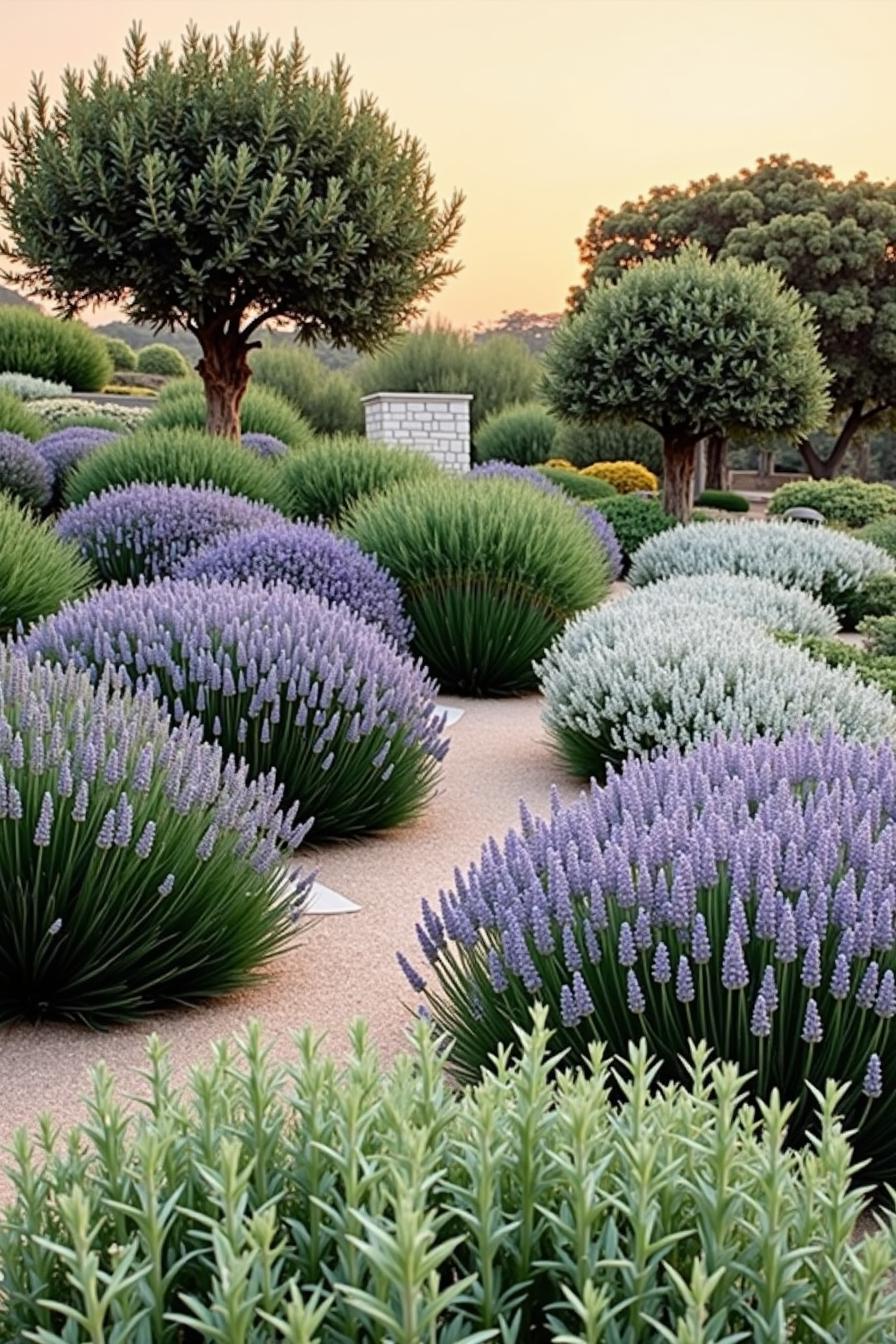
[857,962,880,1010]
[573,970,594,1018]
[675,956,695,1004]
[0,431,52,510]
[560,982,578,1027]
[626,969,646,1014]
[863,1053,883,1099]
[56,482,284,584]
[829,954,851,1000]
[179,521,413,649]
[875,969,896,1019]
[396,950,426,994]
[801,998,823,1044]
[721,929,749,991]
[651,941,671,983]
[618,921,637,967]
[241,432,289,458]
[37,427,117,499]
[760,965,779,1013]
[691,913,711,964]
[750,992,771,1038]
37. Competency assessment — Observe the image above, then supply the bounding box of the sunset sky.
[1,0,892,329]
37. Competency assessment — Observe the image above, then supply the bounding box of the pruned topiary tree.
[0,25,463,437]
[544,247,830,522]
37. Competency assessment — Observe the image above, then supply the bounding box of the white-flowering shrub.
[29,398,152,432]
[630,519,892,614]
[0,370,72,400]
[538,597,896,779]
[621,572,839,637]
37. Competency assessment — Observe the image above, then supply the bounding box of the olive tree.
[0,25,463,437]
[545,247,830,522]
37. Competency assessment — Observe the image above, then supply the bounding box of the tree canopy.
[546,246,830,520]
[571,155,896,478]
[0,24,463,435]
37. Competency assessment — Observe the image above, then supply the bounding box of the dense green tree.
[0,24,462,437]
[545,247,829,521]
[572,155,896,479]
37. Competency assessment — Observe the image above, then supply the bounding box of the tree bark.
[196,328,253,439]
[663,437,698,522]
[798,404,869,480]
[705,433,729,491]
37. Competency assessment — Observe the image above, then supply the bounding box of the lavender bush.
[0,430,51,510]
[401,729,896,1179]
[0,646,309,1024]
[26,578,448,838]
[180,522,413,648]
[241,431,290,457]
[471,460,624,579]
[56,482,285,583]
[36,426,118,504]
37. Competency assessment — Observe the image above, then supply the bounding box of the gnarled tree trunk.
[196,327,252,439]
[705,432,729,491]
[798,404,870,480]
[663,436,699,523]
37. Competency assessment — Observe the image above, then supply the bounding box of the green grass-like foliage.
[0,650,307,1024]
[594,494,677,569]
[147,377,315,449]
[554,418,665,471]
[251,346,364,435]
[0,494,92,633]
[695,488,750,512]
[474,401,558,465]
[346,475,611,693]
[282,435,440,524]
[0,308,112,390]
[135,341,191,377]
[534,464,616,501]
[769,476,896,527]
[3,1012,894,1341]
[102,336,137,371]
[0,388,43,441]
[64,426,290,510]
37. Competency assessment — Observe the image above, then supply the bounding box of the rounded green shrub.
[769,476,896,527]
[534,464,616,500]
[3,1012,894,1342]
[0,389,44,441]
[102,336,137,371]
[147,378,314,449]
[593,494,677,569]
[474,401,558,465]
[0,493,93,633]
[0,648,308,1024]
[251,346,364,434]
[63,427,290,511]
[345,474,612,693]
[554,418,665,472]
[695,488,750,512]
[859,515,896,560]
[844,573,896,627]
[0,308,112,390]
[135,341,192,377]
[282,435,439,524]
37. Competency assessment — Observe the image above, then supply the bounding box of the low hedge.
[769,476,896,528]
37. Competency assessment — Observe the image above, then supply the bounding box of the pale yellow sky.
[0,0,892,327]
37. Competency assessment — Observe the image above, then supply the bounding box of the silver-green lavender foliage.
[0,646,309,1024]
[29,397,152,431]
[611,573,840,638]
[2,1011,895,1343]
[538,597,896,779]
[0,370,72,399]
[630,519,892,613]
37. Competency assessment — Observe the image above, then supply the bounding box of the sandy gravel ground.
[0,692,583,1169]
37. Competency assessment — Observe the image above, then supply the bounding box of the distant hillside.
[93,320,201,362]
[0,284,39,310]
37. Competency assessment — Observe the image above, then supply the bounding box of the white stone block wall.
[361,392,472,472]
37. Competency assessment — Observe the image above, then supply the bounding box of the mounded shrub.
[399,729,896,1186]
[844,573,896,627]
[593,494,677,570]
[0,389,43,441]
[147,378,315,449]
[471,460,623,579]
[36,426,119,506]
[625,573,839,636]
[473,401,558,465]
[0,371,71,400]
[4,1012,895,1342]
[0,431,52,510]
[859,515,896,560]
[864,614,896,657]
[537,596,896,780]
[695,487,750,512]
[534,464,617,500]
[179,522,413,648]
[102,336,137,371]
[27,579,448,839]
[251,345,364,434]
[241,431,290,457]
[0,495,92,634]
[0,308,112,390]
[282,435,439,524]
[345,475,612,693]
[28,397,152,433]
[630,519,892,615]
[580,459,658,493]
[135,341,192,377]
[553,417,664,472]
[0,648,308,1024]
[787,633,896,697]
[769,476,896,527]
[57,483,285,584]
[64,426,290,511]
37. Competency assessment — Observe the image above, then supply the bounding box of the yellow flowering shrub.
[581,460,658,493]
[543,457,576,470]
